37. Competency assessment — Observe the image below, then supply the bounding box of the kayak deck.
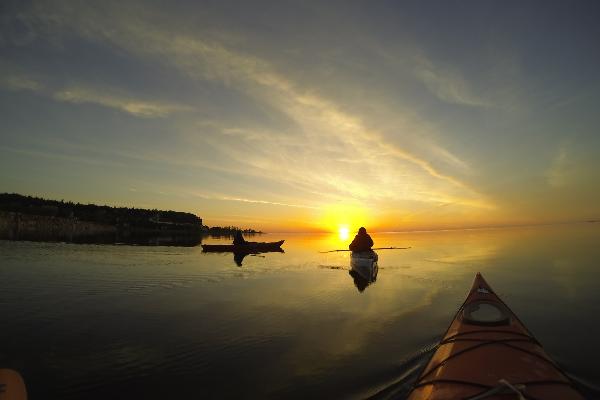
[407,273,584,400]
[201,240,284,253]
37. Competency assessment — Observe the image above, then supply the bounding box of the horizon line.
[263,219,599,235]
[3,192,598,234]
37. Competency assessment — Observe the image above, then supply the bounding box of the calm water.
[1,224,599,399]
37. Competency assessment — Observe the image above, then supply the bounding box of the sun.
[319,204,369,234]
[338,225,350,240]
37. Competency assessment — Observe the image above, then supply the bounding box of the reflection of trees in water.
[81,232,206,246]
[5,231,205,247]
[4,230,270,247]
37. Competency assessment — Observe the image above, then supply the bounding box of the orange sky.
[1,2,599,232]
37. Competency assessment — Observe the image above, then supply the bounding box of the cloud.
[414,55,491,108]
[0,74,44,92]
[53,86,191,118]
[219,196,319,209]
[153,24,488,208]
[0,66,190,119]
[184,190,318,211]
[429,143,472,173]
[12,1,493,213]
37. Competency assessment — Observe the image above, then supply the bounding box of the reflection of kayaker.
[407,273,585,400]
[349,227,373,252]
[349,270,370,292]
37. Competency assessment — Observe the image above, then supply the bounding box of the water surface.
[1,224,599,398]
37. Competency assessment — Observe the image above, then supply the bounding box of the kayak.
[350,250,378,281]
[0,369,27,400]
[407,273,584,400]
[201,240,284,252]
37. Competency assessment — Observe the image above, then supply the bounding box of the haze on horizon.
[1,1,599,233]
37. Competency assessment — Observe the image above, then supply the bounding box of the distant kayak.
[407,273,584,400]
[201,240,284,252]
[350,250,378,281]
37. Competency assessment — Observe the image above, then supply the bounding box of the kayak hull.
[407,273,584,400]
[350,251,378,281]
[201,240,284,253]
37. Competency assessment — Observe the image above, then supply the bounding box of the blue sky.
[1,0,599,231]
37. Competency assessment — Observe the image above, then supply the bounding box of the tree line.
[0,193,262,234]
[0,193,201,228]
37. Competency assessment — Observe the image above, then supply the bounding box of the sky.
[1,0,600,232]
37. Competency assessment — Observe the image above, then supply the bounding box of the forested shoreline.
[0,193,261,245]
[0,193,202,228]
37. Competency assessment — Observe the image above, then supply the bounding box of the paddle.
[319,246,411,253]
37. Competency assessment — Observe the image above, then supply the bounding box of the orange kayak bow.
[407,273,584,400]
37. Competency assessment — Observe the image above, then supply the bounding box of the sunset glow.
[1,2,599,232]
[2,4,600,399]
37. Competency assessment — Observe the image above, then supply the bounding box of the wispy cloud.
[110,10,490,208]
[0,74,44,92]
[220,196,319,209]
[429,144,472,173]
[10,1,494,216]
[4,0,600,229]
[186,190,318,210]
[414,55,491,108]
[54,86,191,118]
[0,67,190,119]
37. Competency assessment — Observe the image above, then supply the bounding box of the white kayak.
[350,250,378,281]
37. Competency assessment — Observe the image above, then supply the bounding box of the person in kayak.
[349,227,373,252]
[233,230,247,245]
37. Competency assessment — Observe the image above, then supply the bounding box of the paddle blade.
[0,369,27,400]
